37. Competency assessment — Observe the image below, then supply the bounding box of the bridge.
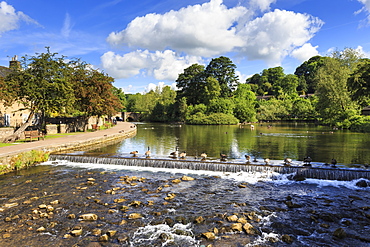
[123,112,142,122]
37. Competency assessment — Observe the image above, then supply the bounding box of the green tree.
[207,98,235,115]
[348,58,370,107]
[314,57,357,125]
[70,62,123,124]
[112,87,126,111]
[294,56,327,94]
[204,56,239,97]
[176,64,205,105]
[2,48,75,142]
[233,84,257,122]
[203,77,221,104]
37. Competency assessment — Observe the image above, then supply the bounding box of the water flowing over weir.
[48,154,370,181]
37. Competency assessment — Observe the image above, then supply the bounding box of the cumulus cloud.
[249,0,276,12]
[107,0,249,57]
[239,9,323,66]
[103,0,323,79]
[291,43,319,62]
[101,49,203,80]
[0,1,39,35]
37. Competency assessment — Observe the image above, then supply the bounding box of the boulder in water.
[356,179,369,187]
[79,213,98,221]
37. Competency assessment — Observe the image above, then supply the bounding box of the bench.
[91,124,99,131]
[24,130,45,141]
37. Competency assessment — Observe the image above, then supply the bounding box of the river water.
[0,122,370,247]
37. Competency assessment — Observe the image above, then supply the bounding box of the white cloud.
[249,0,276,12]
[61,13,73,38]
[291,43,319,62]
[355,45,370,58]
[101,49,203,80]
[0,1,39,35]
[107,0,249,57]
[239,9,323,66]
[356,0,370,24]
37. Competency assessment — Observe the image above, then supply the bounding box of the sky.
[0,0,370,94]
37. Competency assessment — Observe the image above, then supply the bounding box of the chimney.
[9,55,21,70]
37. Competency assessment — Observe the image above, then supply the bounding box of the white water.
[42,160,370,190]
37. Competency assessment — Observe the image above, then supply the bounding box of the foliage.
[186,112,239,125]
[10,150,49,171]
[70,61,123,119]
[349,115,370,132]
[314,57,358,125]
[257,98,290,121]
[176,64,205,105]
[348,58,370,107]
[207,98,235,115]
[294,56,328,94]
[204,56,239,97]
[233,83,257,122]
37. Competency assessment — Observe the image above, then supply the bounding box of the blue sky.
[0,0,369,94]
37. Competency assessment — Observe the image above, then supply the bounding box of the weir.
[48,154,370,181]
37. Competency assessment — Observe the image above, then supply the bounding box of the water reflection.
[89,122,370,167]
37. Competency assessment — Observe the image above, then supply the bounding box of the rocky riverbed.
[0,161,370,247]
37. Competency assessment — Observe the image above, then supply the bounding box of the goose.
[170,146,179,158]
[284,158,292,166]
[303,156,312,166]
[200,152,207,160]
[253,156,258,162]
[179,151,186,159]
[264,158,270,165]
[220,153,227,161]
[245,155,251,163]
[331,158,337,168]
[130,151,139,157]
[145,146,151,158]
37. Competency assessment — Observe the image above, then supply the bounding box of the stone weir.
[48,154,370,181]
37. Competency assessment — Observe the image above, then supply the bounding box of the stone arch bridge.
[123,112,142,122]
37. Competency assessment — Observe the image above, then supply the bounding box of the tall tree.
[347,58,370,107]
[314,57,357,125]
[176,64,205,105]
[233,83,257,122]
[2,48,74,142]
[204,56,239,97]
[294,56,327,94]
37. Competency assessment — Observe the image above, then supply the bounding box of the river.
[0,122,369,247]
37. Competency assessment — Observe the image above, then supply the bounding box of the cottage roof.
[0,65,12,78]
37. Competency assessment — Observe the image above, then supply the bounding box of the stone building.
[0,57,31,128]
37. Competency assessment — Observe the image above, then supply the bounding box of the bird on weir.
[220,153,227,161]
[264,158,270,165]
[130,151,138,157]
[179,151,187,159]
[284,158,292,166]
[200,152,207,161]
[303,156,312,166]
[145,146,151,158]
[331,158,337,168]
[245,155,251,163]
[170,146,179,158]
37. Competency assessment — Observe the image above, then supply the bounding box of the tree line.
[126,48,370,131]
[0,48,125,142]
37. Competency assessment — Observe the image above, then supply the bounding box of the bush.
[349,115,370,132]
[186,112,239,125]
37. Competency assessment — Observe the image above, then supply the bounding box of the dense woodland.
[126,48,370,132]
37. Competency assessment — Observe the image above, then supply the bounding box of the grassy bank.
[0,150,49,175]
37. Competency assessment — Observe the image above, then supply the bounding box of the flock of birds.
[129,147,343,167]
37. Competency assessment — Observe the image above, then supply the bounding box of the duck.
[145,146,151,158]
[284,158,292,166]
[179,151,186,159]
[264,158,270,165]
[200,152,207,161]
[303,156,312,166]
[130,151,139,157]
[220,153,227,161]
[245,155,251,163]
[331,158,337,168]
[170,146,179,158]
[253,156,258,162]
